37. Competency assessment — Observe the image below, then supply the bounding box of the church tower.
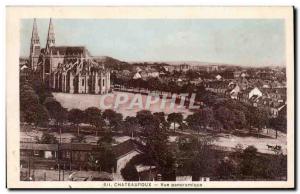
[45,18,55,53]
[29,18,41,70]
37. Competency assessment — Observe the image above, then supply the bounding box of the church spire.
[30,18,41,70]
[31,18,40,45]
[45,18,55,52]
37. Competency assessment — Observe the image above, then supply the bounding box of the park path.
[173,128,287,155]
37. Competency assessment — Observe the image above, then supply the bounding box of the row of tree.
[21,78,282,138]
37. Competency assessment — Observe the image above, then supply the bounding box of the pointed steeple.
[45,18,55,52]
[30,18,41,70]
[31,18,40,45]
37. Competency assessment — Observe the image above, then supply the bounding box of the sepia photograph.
[6,6,294,189]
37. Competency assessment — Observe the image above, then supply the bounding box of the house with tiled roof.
[112,139,143,173]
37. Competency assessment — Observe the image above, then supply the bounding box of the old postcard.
[6,6,294,189]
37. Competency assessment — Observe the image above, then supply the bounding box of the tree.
[197,90,217,106]
[31,76,53,104]
[84,107,104,136]
[98,132,114,145]
[178,122,188,131]
[270,112,287,139]
[121,162,139,181]
[246,107,269,137]
[185,108,215,133]
[136,111,175,180]
[20,87,39,112]
[233,109,247,129]
[186,70,200,80]
[24,104,49,127]
[186,113,202,133]
[87,153,100,171]
[145,123,176,181]
[202,108,215,131]
[153,112,169,131]
[160,151,176,181]
[240,146,259,177]
[20,80,52,128]
[36,132,58,144]
[44,99,62,119]
[212,99,250,131]
[167,113,183,132]
[214,106,235,131]
[264,153,287,179]
[254,108,269,129]
[124,116,140,137]
[44,98,67,131]
[216,156,237,180]
[167,81,180,94]
[136,110,154,126]
[147,77,161,91]
[96,143,116,172]
[211,119,223,132]
[102,109,123,131]
[56,108,68,127]
[136,110,160,137]
[50,104,68,143]
[188,136,215,181]
[68,109,84,135]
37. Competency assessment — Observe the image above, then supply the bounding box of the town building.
[163,65,175,72]
[270,104,286,118]
[178,64,190,72]
[113,139,143,174]
[215,74,222,81]
[229,85,240,99]
[133,72,142,79]
[206,65,219,72]
[28,18,111,94]
[248,87,263,99]
[205,80,229,95]
[20,139,143,174]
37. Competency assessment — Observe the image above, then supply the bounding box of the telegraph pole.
[58,163,61,181]
[59,128,62,144]
[58,144,61,181]
[28,155,31,179]
[62,163,65,181]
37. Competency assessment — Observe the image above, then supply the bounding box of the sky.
[20,19,285,66]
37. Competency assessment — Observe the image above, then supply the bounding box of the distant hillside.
[92,56,131,70]
[91,56,281,70]
[93,56,123,64]
[127,60,238,67]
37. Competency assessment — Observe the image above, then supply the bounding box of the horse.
[266,144,273,150]
[274,145,282,150]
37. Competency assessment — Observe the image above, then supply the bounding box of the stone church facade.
[29,19,111,94]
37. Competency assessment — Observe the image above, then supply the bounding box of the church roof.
[53,57,106,76]
[40,46,88,56]
[49,46,87,56]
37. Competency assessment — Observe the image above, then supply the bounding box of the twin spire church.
[29,19,111,94]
